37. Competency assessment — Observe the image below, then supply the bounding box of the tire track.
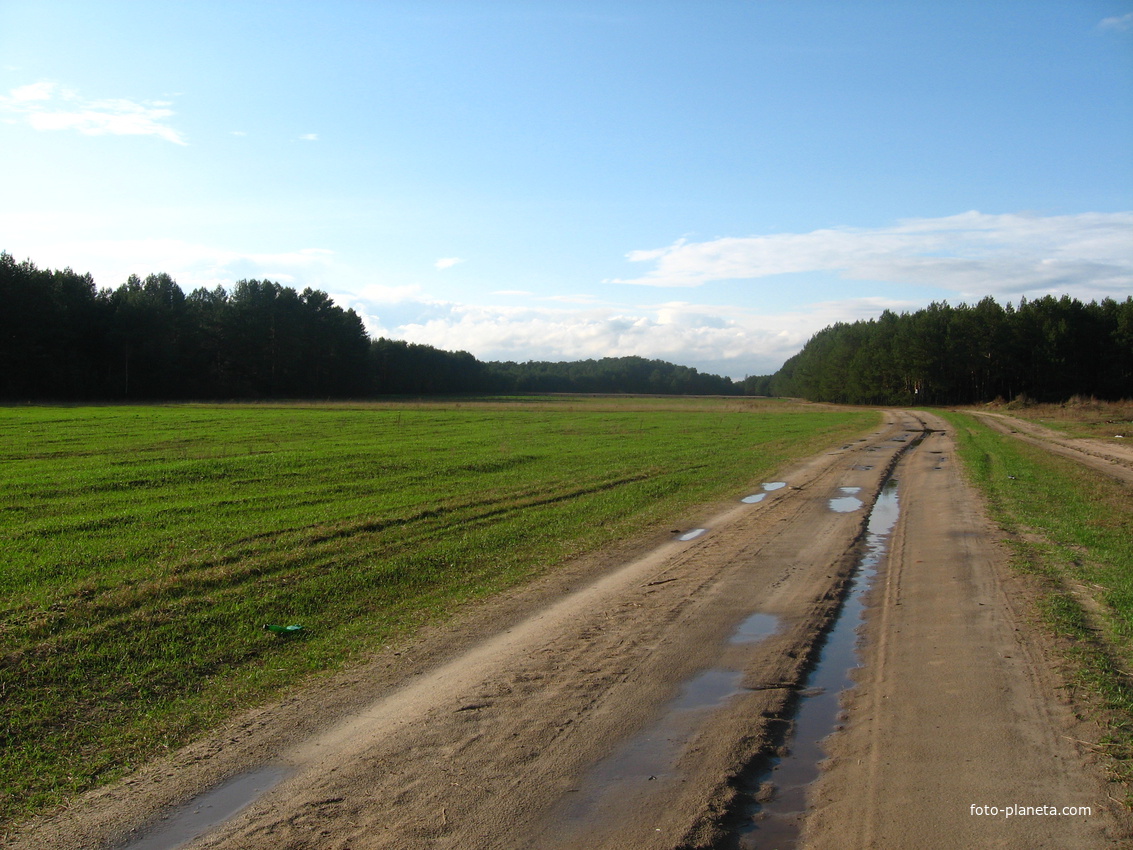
[802,411,1126,849]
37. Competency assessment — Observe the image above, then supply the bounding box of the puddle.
[678,528,708,541]
[741,482,786,504]
[827,486,863,513]
[670,667,747,713]
[553,612,780,836]
[733,478,900,848]
[730,612,780,645]
[555,668,744,829]
[116,767,288,850]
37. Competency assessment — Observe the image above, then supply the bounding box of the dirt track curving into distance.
[8,410,1129,849]
[971,410,1133,487]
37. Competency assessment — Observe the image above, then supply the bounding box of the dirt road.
[9,411,1128,849]
[971,410,1133,486]
[802,411,1127,849]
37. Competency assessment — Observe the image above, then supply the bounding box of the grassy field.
[0,397,877,825]
[943,410,1133,794]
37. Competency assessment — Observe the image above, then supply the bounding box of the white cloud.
[0,81,187,144]
[299,133,319,141]
[348,281,427,304]
[8,81,55,102]
[543,293,605,304]
[0,234,337,292]
[614,211,1133,301]
[371,298,847,377]
[1099,12,1133,31]
[434,257,465,270]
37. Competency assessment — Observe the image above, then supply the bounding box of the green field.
[943,411,1133,792]
[0,398,876,824]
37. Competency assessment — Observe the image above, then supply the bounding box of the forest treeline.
[0,253,739,399]
[748,296,1133,404]
[8,253,1127,404]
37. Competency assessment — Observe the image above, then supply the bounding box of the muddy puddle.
[741,482,787,504]
[730,612,780,645]
[551,613,781,836]
[827,486,863,513]
[732,478,900,848]
[114,767,288,850]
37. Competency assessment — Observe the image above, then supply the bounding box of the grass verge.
[942,410,1133,796]
[0,397,876,826]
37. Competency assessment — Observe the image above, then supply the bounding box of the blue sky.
[2,1,1131,378]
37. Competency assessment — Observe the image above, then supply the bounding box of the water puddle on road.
[730,612,780,645]
[115,767,289,850]
[732,478,900,849]
[553,613,780,833]
[742,482,787,503]
[827,486,863,513]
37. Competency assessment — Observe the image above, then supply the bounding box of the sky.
[1,1,1131,379]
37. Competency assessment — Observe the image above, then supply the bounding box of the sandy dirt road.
[9,410,1129,850]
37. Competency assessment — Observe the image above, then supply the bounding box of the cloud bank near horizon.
[614,212,1133,301]
[363,296,910,378]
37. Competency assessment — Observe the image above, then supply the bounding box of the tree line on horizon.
[0,253,740,400]
[7,253,1128,405]
[747,295,1133,404]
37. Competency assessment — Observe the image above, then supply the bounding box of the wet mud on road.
[10,411,1129,850]
[731,478,902,849]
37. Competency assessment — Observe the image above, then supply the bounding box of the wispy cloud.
[299,133,319,141]
[434,257,465,270]
[614,211,1133,299]
[0,231,337,291]
[543,293,605,305]
[0,81,187,144]
[1099,12,1133,31]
